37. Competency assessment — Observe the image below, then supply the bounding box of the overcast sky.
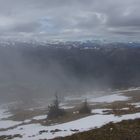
[0,0,140,41]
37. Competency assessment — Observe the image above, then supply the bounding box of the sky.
[0,0,140,41]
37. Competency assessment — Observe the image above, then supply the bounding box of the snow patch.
[61,106,75,109]
[91,109,111,114]
[0,105,12,120]
[0,120,22,129]
[89,94,130,103]
[131,102,140,108]
[32,115,47,120]
[121,107,129,110]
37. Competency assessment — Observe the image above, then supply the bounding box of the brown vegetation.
[52,118,140,140]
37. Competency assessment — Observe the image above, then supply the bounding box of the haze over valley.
[0,0,140,140]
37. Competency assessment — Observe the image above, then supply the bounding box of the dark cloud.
[0,0,140,40]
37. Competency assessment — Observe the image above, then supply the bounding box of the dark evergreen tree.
[79,99,91,114]
[47,93,65,119]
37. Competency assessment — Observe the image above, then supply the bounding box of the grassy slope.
[52,119,140,140]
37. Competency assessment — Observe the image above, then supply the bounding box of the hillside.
[52,118,140,140]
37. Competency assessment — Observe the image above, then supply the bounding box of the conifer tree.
[48,93,65,119]
[79,99,91,114]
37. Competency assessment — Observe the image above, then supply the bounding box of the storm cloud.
[0,0,140,40]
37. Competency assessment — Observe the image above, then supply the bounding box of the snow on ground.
[0,103,14,120]
[0,108,11,120]
[115,87,140,93]
[88,93,130,103]
[64,96,84,101]
[64,93,130,104]
[23,120,31,123]
[130,102,140,108]
[60,106,75,109]
[0,106,22,129]
[64,91,106,102]
[91,107,130,115]
[91,109,111,114]
[32,115,47,120]
[0,120,22,129]
[59,102,75,109]
[0,112,140,140]
[0,90,139,139]
[121,107,129,110]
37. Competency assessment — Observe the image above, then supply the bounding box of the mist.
[0,41,140,106]
[0,44,110,105]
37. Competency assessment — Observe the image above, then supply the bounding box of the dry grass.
[52,118,140,140]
